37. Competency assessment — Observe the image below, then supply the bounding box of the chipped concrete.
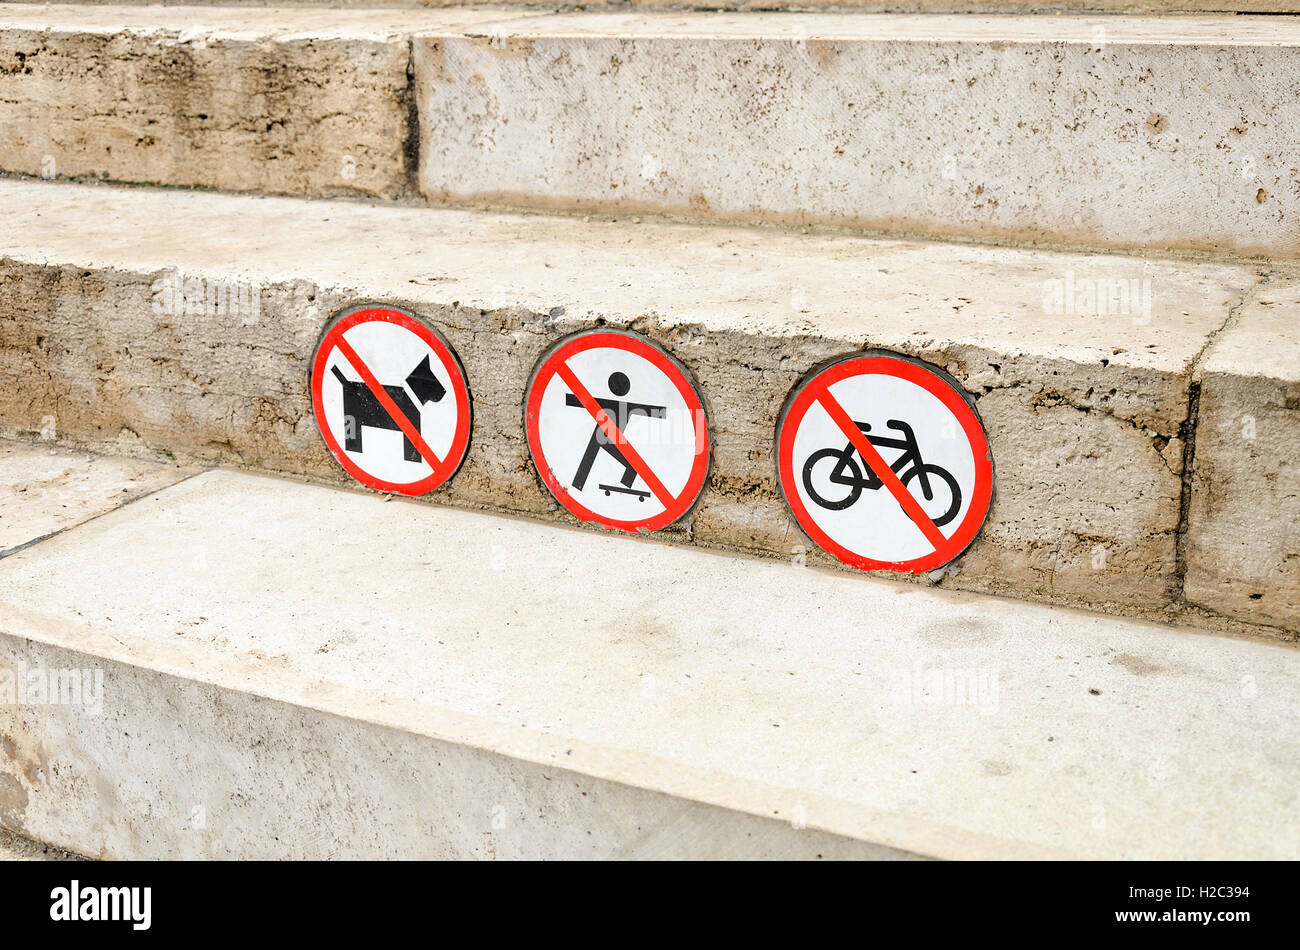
[0,470,1297,859]
[0,438,193,555]
[0,5,539,198]
[1185,277,1300,631]
[417,13,1300,258]
[0,179,1269,625]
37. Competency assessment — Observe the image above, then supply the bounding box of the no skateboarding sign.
[525,330,711,533]
[778,353,993,573]
[311,306,471,495]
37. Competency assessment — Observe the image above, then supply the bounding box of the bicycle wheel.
[901,464,962,527]
[802,448,865,511]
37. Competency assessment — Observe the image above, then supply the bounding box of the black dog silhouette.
[332,355,446,462]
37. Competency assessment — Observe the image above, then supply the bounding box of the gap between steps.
[0,464,207,562]
[1171,268,1274,606]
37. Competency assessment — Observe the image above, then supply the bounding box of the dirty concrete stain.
[1112,652,1166,676]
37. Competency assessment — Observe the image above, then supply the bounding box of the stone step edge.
[5,596,1028,859]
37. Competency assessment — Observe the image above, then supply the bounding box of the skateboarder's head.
[608,372,630,397]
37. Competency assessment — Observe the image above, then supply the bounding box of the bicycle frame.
[829,420,935,499]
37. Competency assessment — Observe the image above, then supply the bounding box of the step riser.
[0,23,412,199]
[0,635,899,859]
[417,19,1299,259]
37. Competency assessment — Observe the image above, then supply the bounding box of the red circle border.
[525,330,711,533]
[311,306,472,496]
[777,354,994,574]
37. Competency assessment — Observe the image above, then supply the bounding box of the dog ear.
[406,354,447,404]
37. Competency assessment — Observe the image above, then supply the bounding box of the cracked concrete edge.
[1170,271,1272,597]
[1180,273,1300,629]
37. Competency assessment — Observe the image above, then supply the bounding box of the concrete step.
[1,177,1294,635]
[0,4,540,199]
[0,437,193,556]
[1,464,1296,859]
[416,11,1300,257]
[1185,280,1300,631]
[1,7,1296,256]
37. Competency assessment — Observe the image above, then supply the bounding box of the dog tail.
[331,365,348,386]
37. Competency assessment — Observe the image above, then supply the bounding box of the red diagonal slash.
[816,391,948,552]
[555,361,674,508]
[332,334,445,475]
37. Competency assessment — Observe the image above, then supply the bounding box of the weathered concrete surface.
[418,13,1300,257]
[0,180,1265,621]
[0,5,537,198]
[1,470,1297,859]
[0,438,192,555]
[0,826,84,860]
[0,1,1292,11]
[0,638,913,860]
[1185,278,1300,632]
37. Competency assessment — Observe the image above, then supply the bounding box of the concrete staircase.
[0,2,1297,858]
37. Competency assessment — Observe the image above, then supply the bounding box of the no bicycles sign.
[777,353,994,573]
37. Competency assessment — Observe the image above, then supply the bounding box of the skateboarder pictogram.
[525,329,711,533]
[332,354,447,462]
[565,371,666,501]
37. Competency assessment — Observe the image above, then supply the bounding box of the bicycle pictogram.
[801,419,962,526]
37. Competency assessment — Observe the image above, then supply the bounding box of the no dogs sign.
[525,330,711,532]
[778,353,993,573]
[311,306,471,495]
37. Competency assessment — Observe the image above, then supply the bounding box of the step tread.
[2,466,1297,859]
[0,4,540,37]
[445,10,1300,43]
[3,6,1296,42]
[0,178,1256,375]
[0,438,193,556]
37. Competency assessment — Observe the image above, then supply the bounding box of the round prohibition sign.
[777,353,994,573]
[525,329,711,533]
[311,305,472,496]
